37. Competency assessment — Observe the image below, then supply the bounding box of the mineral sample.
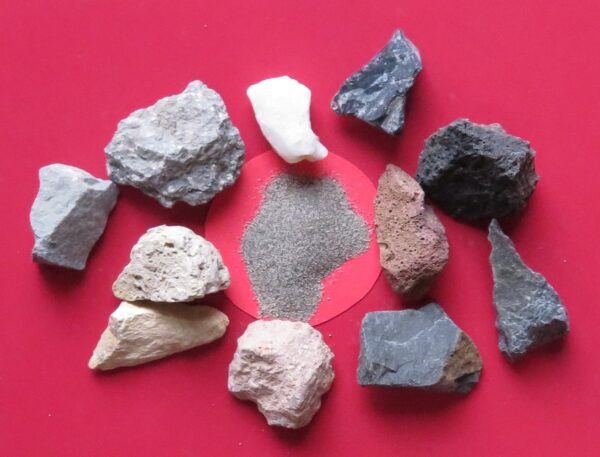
[375,164,449,299]
[105,81,245,208]
[416,119,539,221]
[488,219,569,359]
[228,320,334,429]
[331,29,422,135]
[247,76,328,163]
[89,301,228,370]
[113,225,230,303]
[358,304,482,393]
[30,164,118,270]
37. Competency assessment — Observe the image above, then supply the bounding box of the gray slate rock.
[331,29,422,135]
[488,219,569,359]
[416,119,539,221]
[358,304,482,393]
[30,164,118,270]
[105,81,245,208]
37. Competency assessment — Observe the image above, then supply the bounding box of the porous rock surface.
[416,119,539,221]
[105,81,245,208]
[89,301,228,370]
[113,225,230,303]
[358,304,482,393]
[228,320,335,429]
[30,164,118,270]
[488,219,569,359]
[375,164,448,299]
[247,76,328,163]
[331,29,422,135]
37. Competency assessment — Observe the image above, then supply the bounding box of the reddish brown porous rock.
[375,164,449,299]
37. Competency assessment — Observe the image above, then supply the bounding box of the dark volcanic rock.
[416,119,539,221]
[488,220,569,359]
[375,164,449,299]
[358,304,482,393]
[331,29,422,135]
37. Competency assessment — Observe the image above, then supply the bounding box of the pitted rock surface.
[105,81,245,208]
[375,164,448,298]
[113,225,230,303]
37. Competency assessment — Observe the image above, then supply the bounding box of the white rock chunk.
[89,301,229,370]
[247,76,328,164]
[112,225,230,303]
[228,320,334,429]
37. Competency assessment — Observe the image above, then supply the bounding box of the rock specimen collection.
[358,304,483,393]
[241,174,369,321]
[416,119,539,221]
[89,301,229,370]
[105,81,245,208]
[331,29,422,135]
[30,164,118,270]
[228,320,334,429]
[488,220,569,359]
[113,225,230,303]
[375,164,449,299]
[247,76,328,163]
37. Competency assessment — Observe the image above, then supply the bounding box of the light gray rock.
[105,81,245,208]
[358,304,482,394]
[488,219,569,359]
[89,301,229,370]
[228,320,335,429]
[30,164,118,270]
[113,225,230,303]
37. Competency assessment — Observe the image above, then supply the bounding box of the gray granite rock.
[488,220,569,359]
[416,119,539,221]
[105,81,245,208]
[30,164,118,270]
[331,29,422,135]
[358,304,482,393]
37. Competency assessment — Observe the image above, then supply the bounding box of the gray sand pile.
[242,174,370,321]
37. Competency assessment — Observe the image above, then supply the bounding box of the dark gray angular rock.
[105,81,245,208]
[488,219,569,359]
[331,29,422,135]
[416,119,539,221]
[30,164,118,270]
[358,304,482,393]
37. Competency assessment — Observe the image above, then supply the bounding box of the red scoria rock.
[375,164,449,299]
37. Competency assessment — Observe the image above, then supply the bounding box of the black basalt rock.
[331,29,422,135]
[416,119,539,221]
[488,220,569,360]
[358,304,482,394]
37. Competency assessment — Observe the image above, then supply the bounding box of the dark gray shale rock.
[416,119,539,221]
[358,304,482,393]
[105,81,245,208]
[30,164,118,270]
[331,29,422,135]
[488,219,569,359]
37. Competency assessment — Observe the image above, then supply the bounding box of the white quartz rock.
[112,225,230,303]
[247,76,328,164]
[228,320,334,429]
[89,301,229,370]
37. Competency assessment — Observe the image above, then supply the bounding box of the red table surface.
[1,1,599,456]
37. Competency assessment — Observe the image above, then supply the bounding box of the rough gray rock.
[488,219,569,359]
[105,81,245,208]
[358,304,482,393]
[228,320,334,429]
[416,119,539,221]
[331,29,422,135]
[113,225,230,303]
[89,301,229,370]
[375,164,449,299]
[30,164,118,270]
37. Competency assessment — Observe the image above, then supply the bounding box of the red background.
[1,1,599,456]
